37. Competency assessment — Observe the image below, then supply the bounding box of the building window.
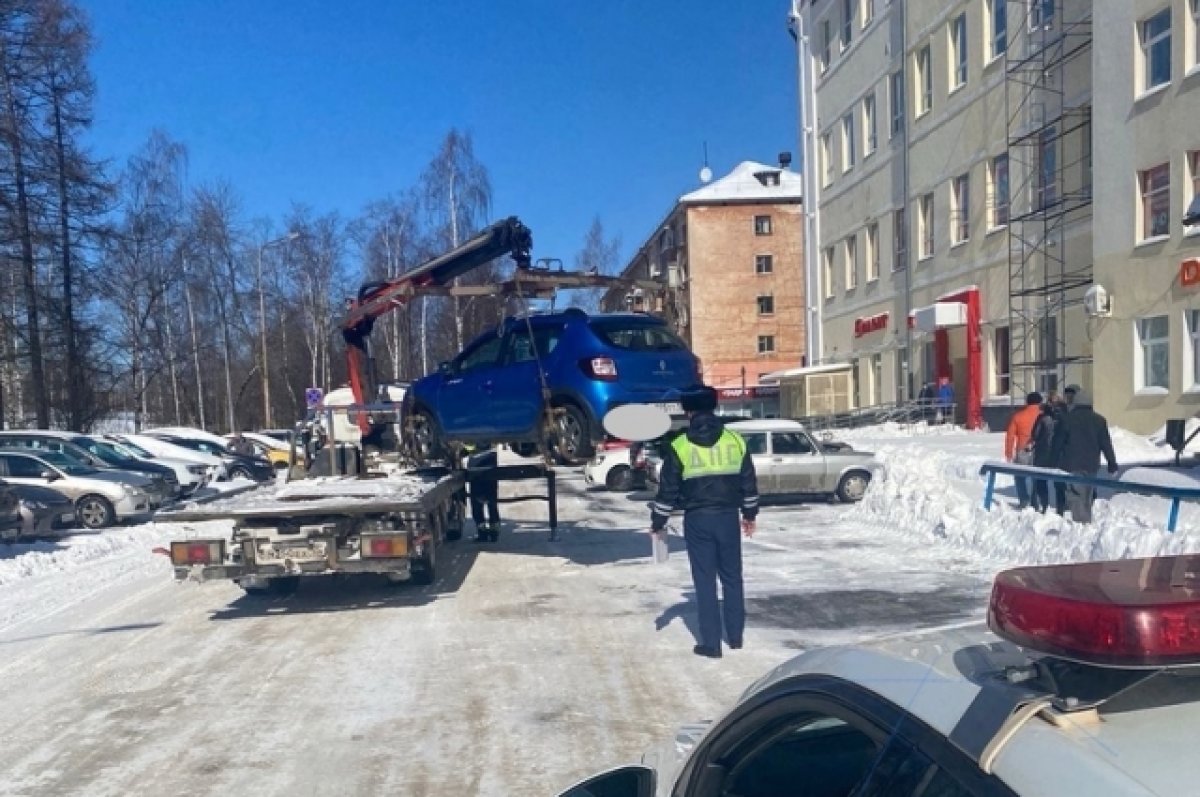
[758,335,776,355]
[1188,309,1200,388]
[915,45,932,117]
[1030,0,1054,30]
[861,0,874,28]
[951,173,970,244]
[757,295,775,316]
[994,326,1011,395]
[988,154,1010,227]
[1037,127,1057,210]
[1139,163,1170,239]
[918,193,934,258]
[889,70,905,137]
[1188,151,1200,231]
[841,0,854,49]
[871,354,883,404]
[1037,315,1059,394]
[754,215,773,236]
[862,93,877,156]
[755,254,774,274]
[987,0,1008,59]
[845,235,858,290]
[1140,9,1172,93]
[893,207,907,270]
[1137,315,1170,390]
[950,14,968,89]
[866,222,880,281]
[823,247,835,299]
[842,114,856,172]
[821,132,834,187]
[1193,0,1200,67]
[820,19,832,72]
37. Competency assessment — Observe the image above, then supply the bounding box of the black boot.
[693,645,722,659]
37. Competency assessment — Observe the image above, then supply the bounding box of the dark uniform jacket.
[650,413,758,532]
[1050,392,1117,474]
[1031,406,1060,467]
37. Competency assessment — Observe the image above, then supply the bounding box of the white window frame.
[757,294,775,316]
[951,173,970,244]
[1036,127,1057,211]
[1192,0,1199,68]
[994,326,1011,395]
[755,254,774,274]
[1187,150,1200,233]
[1186,309,1200,389]
[889,70,905,137]
[893,207,907,270]
[1139,8,1172,93]
[841,0,854,50]
[862,92,877,157]
[918,193,934,259]
[871,353,883,403]
[987,0,1008,61]
[845,235,858,290]
[758,335,776,355]
[915,45,933,117]
[823,247,835,299]
[861,0,874,29]
[754,215,773,236]
[950,14,968,89]
[1135,315,1171,391]
[821,132,834,187]
[1139,162,1170,240]
[842,114,856,172]
[820,19,832,72]
[988,154,1010,228]
[866,222,880,281]
[1030,0,1055,31]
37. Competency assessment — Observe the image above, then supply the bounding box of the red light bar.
[988,555,1200,668]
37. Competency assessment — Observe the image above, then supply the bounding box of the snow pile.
[846,424,1200,566]
[0,523,170,587]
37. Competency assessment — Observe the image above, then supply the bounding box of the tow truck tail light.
[581,357,618,382]
[988,555,1200,667]
[363,535,408,558]
[170,540,224,566]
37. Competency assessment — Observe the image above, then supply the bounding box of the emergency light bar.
[988,555,1200,668]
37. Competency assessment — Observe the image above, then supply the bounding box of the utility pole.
[257,232,299,429]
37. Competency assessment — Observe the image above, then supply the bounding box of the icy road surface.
[0,470,993,796]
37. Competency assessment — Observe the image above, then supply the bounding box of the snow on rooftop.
[759,362,852,382]
[680,160,803,205]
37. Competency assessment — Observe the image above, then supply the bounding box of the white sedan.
[561,554,1200,796]
[583,442,649,491]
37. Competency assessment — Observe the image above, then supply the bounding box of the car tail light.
[581,357,618,382]
[988,555,1200,667]
[363,535,408,558]
[170,540,224,566]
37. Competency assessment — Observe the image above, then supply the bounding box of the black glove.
[1107,463,1119,475]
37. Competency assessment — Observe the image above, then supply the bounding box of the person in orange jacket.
[1005,391,1043,509]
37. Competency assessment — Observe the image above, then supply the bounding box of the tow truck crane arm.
[341,216,533,425]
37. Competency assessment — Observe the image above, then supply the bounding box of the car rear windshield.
[589,320,686,352]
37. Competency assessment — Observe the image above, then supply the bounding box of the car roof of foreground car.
[510,309,668,325]
[733,557,1200,796]
[725,419,806,433]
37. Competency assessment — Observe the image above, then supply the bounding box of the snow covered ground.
[0,422,1196,795]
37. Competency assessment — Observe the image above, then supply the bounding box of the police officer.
[650,385,758,658]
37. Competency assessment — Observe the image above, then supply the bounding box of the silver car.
[726,420,879,502]
[0,450,152,529]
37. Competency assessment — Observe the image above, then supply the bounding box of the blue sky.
[79,0,800,269]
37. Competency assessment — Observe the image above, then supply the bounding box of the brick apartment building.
[602,159,806,416]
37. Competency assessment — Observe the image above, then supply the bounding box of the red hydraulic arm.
[341,216,533,433]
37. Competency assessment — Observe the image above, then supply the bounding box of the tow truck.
[161,215,657,593]
[561,554,1200,796]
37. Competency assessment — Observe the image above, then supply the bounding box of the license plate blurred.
[258,542,327,563]
[654,403,683,415]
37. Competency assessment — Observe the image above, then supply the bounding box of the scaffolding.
[1005,0,1093,399]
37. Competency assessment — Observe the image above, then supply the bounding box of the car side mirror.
[438,361,452,375]
[557,766,655,797]
[41,470,59,482]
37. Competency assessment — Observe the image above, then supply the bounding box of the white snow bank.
[846,424,1200,567]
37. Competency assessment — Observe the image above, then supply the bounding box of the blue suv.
[404,309,700,462]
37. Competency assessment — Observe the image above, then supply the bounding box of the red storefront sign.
[1182,259,1200,288]
[854,312,889,337]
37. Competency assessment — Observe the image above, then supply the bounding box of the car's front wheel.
[406,407,447,463]
[76,494,115,529]
[836,471,871,503]
[554,403,594,465]
[229,465,253,480]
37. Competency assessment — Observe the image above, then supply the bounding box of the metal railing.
[790,400,959,434]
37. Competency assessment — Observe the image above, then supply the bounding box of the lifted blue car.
[405,309,700,463]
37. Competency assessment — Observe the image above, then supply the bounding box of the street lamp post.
[257,231,299,429]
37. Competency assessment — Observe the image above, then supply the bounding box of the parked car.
[89,437,209,495]
[725,419,879,502]
[113,433,228,480]
[224,433,292,470]
[584,441,650,492]
[12,482,76,537]
[149,435,275,482]
[0,431,171,507]
[406,309,702,463]
[58,434,181,500]
[0,450,152,529]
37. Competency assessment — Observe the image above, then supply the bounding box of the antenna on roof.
[699,142,713,184]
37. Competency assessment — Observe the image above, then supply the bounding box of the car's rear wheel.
[406,407,446,463]
[554,403,594,465]
[605,464,635,492]
[836,471,871,503]
[76,495,115,529]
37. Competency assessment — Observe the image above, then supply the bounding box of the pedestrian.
[936,377,955,423]
[464,443,501,542]
[1030,393,1060,513]
[650,384,758,659]
[1005,392,1042,510]
[1050,388,1118,523]
[229,432,256,457]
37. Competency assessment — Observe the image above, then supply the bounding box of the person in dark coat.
[1049,388,1118,523]
[464,444,501,542]
[651,385,759,659]
[1030,394,1060,513]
